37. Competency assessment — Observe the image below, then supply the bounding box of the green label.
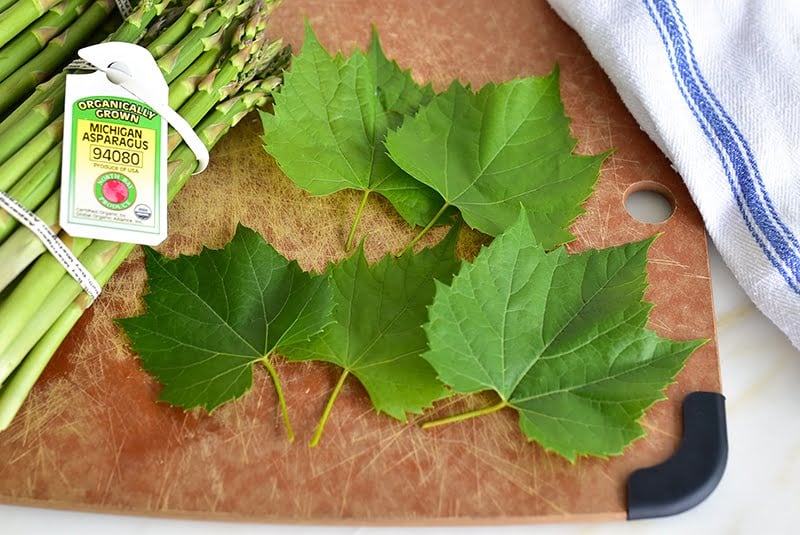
[68,95,162,232]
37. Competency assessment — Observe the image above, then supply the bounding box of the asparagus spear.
[0,0,19,15]
[0,83,62,166]
[145,0,214,57]
[167,0,283,108]
[0,197,59,290]
[166,26,230,109]
[0,146,61,241]
[0,0,63,49]
[158,0,256,83]
[0,119,63,192]
[103,0,176,46]
[136,4,193,50]
[0,0,92,82]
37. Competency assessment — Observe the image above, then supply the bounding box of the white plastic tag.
[60,43,208,246]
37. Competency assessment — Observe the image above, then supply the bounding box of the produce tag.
[60,43,209,246]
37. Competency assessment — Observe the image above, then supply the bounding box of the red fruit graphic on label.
[102,179,129,203]
[95,172,136,210]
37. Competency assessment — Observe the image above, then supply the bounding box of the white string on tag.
[65,58,96,71]
[106,65,210,173]
[79,43,210,173]
[0,191,102,302]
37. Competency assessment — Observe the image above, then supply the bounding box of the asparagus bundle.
[0,0,290,429]
[0,0,271,250]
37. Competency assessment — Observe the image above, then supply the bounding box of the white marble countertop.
[4,239,799,534]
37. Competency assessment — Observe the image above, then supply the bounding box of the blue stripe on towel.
[643,0,800,294]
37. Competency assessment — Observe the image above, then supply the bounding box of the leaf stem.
[401,202,450,255]
[345,190,370,251]
[260,356,294,442]
[310,368,349,447]
[421,399,510,430]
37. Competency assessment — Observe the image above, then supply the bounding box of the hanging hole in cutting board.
[624,182,676,224]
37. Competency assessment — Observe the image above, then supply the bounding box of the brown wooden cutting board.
[0,0,721,524]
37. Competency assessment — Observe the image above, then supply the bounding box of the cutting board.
[0,0,722,524]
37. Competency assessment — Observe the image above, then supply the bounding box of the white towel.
[546,0,800,350]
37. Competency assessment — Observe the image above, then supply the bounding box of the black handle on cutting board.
[627,391,728,520]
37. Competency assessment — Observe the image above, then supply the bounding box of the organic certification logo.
[95,172,136,210]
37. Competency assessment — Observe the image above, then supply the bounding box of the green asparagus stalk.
[0,194,58,248]
[0,84,278,429]
[111,0,173,43]
[0,0,92,82]
[167,0,283,108]
[136,5,192,50]
[0,146,62,241]
[0,84,62,166]
[0,0,117,115]
[0,197,59,291]
[158,0,255,83]
[0,117,63,192]
[0,0,63,49]
[176,39,284,128]
[0,0,18,14]
[0,288,93,428]
[146,0,214,57]
[166,27,230,109]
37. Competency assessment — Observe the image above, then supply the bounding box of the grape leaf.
[260,23,444,233]
[422,211,704,461]
[118,225,333,439]
[281,227,460,446]
[385,72,609,249]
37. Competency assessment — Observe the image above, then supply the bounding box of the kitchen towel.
[546,0,800,350]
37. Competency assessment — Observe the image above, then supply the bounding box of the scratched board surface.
[0,0,721,524]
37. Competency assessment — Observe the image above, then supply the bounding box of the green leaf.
[118,225,333,440]
[260,23,444,232]
[281,227,460,446]
[421,212,703,461]
[385,72,609,249]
